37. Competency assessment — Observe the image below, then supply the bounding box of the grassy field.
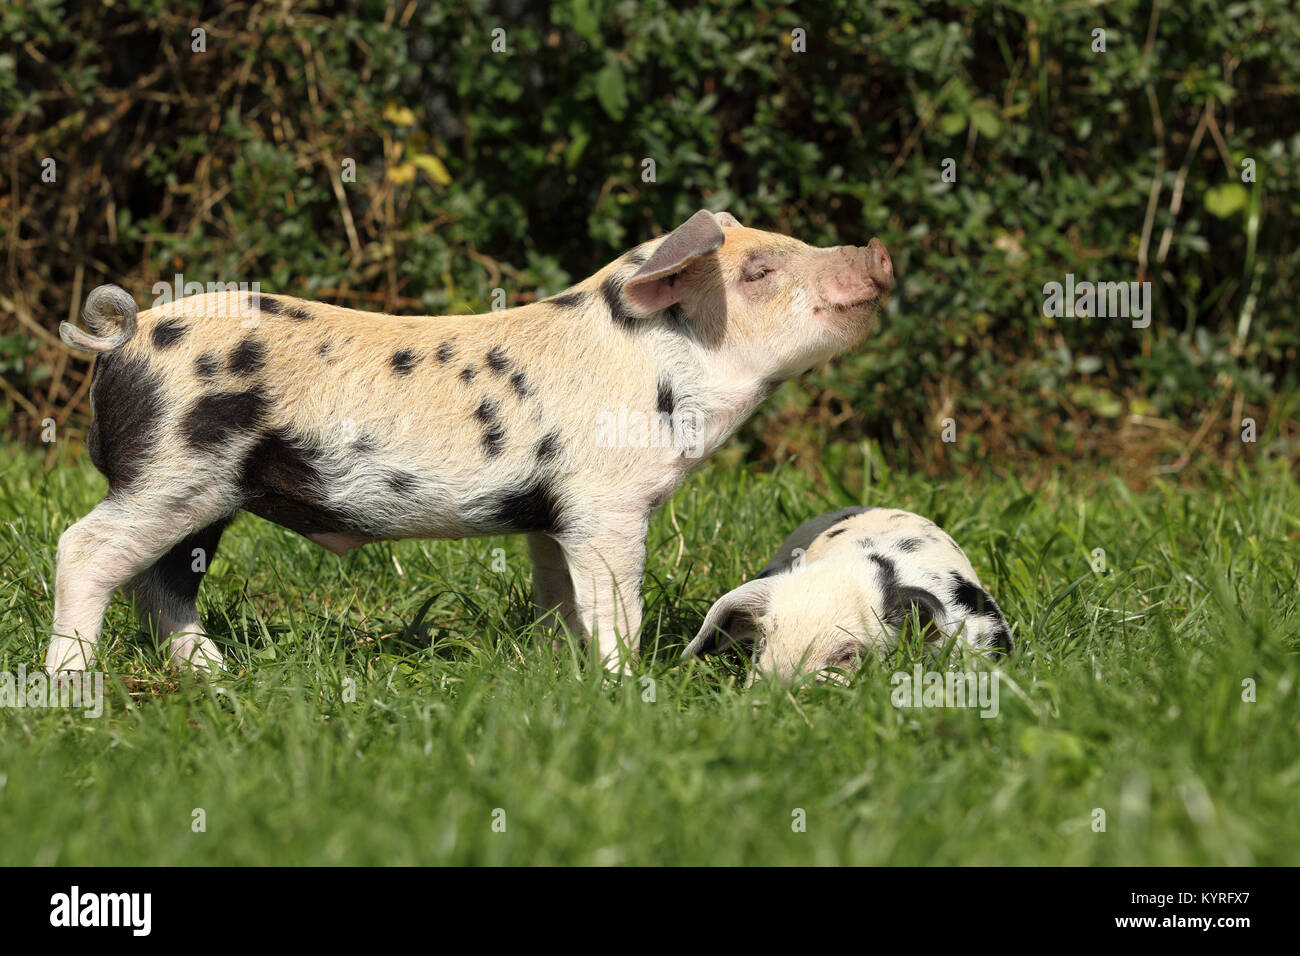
[0,443,1297,865]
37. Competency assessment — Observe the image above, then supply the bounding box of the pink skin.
[817,238,893,307]
[307,532,378,555]
[627,239,894,359]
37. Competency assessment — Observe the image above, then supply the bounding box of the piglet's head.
[680,558,944,686]
[620,209,894,380]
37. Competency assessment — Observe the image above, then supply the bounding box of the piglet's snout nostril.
[864,237,893,290]
[819,244,894,307]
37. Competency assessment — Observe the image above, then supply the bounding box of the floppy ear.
[682,577,774,658]
[624,209,726,314]
[887,586,948,645]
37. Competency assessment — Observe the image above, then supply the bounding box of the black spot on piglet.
[248,294,311,321]
[948,572,1001,618]
[656,378,676,417]
[602,276,636,330]
[248,293,283,316]
[547,291,586,310]
[86,353,164,491]
[182,389,268,448]
[391,349,418,376]
[152,319,187,349]
[150,518,233,602]
[384,469,419,495]
[868,553,898,589]
[238,429,360,537]
[195,352,220,379]
[535,431,561,462]
[228,338,268,376]
[987,625,1013,654]
[474,398,505,457]
[483,475,566,534]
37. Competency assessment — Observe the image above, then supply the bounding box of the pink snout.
[818,238,894,307]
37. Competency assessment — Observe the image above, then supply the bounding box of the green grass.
[1,443,1297,865]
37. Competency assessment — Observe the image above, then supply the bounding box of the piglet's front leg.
[557,517,648,674]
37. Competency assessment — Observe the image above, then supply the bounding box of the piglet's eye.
[828,645,863,670]
[743,266,773,282]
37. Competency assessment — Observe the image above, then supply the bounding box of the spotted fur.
[46,210,894,676]
[685,507,1012,682]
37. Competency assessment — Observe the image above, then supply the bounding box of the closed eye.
[743,267,773,282]
[816,644,865,684]
[827,644,864,671]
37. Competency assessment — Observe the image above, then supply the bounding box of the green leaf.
[572,0,600,42]
[970,101,1002,138]
[1204,183,1248,218]
[939,111,967,136]
[594,56,627,121]
[564,130,590,170]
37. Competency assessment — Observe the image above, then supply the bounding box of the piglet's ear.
[682,577,774,658]
[887,586,948,645]
[624,209,726,314]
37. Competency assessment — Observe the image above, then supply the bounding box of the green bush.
[2,0,1297,477]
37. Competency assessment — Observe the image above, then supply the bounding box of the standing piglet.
[48,210,893,675]
[683,506,1012,682]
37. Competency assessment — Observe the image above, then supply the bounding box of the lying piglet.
[683,506,1012,682]
[47,210,893,675]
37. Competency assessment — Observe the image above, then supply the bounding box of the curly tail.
[60,284,138,354]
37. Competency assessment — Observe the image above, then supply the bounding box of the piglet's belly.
[240,486,465,550]
[241,492,385,549]
[235,413,575,545]
[305,531,380,555]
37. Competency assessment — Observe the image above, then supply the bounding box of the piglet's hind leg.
[46,498,150,672]
[527,532,577,636]
[46,491,233,673]
[126,517,233,671]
